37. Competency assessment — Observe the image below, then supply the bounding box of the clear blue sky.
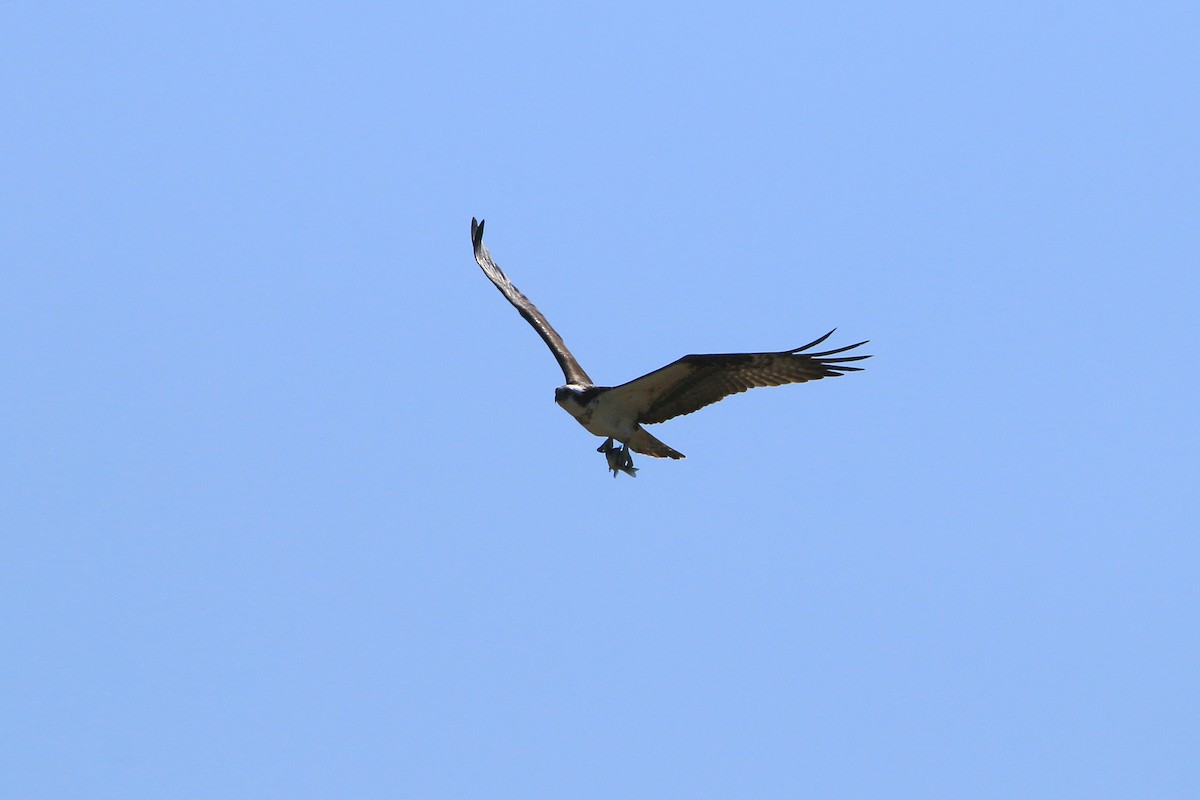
[4,2,1197,797]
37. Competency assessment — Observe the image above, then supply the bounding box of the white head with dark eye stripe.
[554,384,589,409]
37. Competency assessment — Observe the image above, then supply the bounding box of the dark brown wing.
[602,329,870,425]
[471,218,592,386]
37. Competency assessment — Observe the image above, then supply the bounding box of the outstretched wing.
[471,218,592,386]
[603,329,870,425]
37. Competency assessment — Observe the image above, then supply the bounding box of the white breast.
[577,392,638,442]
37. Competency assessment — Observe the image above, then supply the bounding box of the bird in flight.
[470,218,870,477]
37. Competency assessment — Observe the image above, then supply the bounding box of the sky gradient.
[4,2,1197,797]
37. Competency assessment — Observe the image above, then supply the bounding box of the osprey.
[471,218,870,477]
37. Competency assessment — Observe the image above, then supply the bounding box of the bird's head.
[555,383,601,422]
[554,384,586,408]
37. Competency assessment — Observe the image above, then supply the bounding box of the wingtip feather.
[809,341,871,358]
[793,328,837,353]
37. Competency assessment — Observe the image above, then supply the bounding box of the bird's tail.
[628,426,685,459]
